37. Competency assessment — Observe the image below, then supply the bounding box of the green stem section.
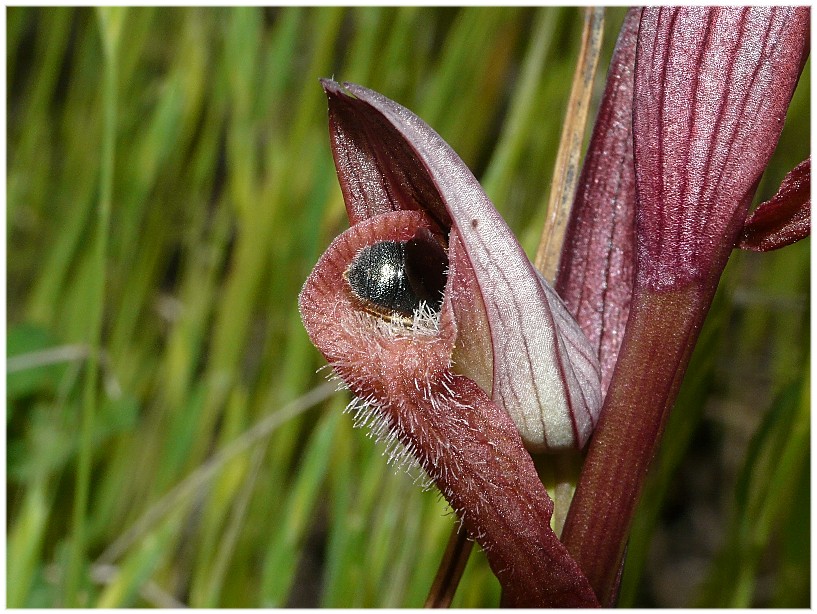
[560,284,712,605]
[64,14,118,606]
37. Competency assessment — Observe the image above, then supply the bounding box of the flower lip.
[299,208,599,607]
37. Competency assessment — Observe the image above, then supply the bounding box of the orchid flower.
[299,5,809,608]
[299,79,602,606]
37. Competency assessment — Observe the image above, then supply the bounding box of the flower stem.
[560,283,712,605]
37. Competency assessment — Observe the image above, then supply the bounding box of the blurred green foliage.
[7,7,809,607]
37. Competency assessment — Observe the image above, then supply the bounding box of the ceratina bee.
[345,234,447,323]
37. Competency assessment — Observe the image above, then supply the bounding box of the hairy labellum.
[299,210,598,606]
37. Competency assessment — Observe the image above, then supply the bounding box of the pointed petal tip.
[738,157,811,252]
[320,77,353,100]
[320,79,371,102]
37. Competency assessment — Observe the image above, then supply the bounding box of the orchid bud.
[632,6,810,292]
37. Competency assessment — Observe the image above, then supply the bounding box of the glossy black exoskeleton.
[346,235,447,320]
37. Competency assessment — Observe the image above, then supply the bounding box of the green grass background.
[7,7,809,607]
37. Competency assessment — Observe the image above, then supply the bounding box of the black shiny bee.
[346,235,447,321]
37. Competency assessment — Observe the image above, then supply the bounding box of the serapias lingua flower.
[299,79,603,606]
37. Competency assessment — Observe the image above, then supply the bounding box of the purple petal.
[324,80,451,229]
[633,7,810,291]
